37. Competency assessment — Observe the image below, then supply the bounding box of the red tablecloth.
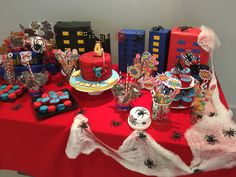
[0,66,235,177]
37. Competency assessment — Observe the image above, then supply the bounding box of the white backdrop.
[0,0,235,113]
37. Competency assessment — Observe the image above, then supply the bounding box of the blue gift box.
[148,27,171,73]
[118,29,145,72]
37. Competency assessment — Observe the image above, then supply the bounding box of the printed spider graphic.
[135,108,149,119]
[170,131,183,141]
[205,134,219,145]
[144,159,155,169]
[79,121,88,129]
[222,128,236,138]
[136,131,147,141]
[110,120,122,127]
[129,115,138,126]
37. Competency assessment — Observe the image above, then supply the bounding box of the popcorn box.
[167,27,209,70]
[148,27,171,73]
[118,29,145,72]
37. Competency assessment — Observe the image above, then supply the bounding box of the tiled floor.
[0,170,30,177]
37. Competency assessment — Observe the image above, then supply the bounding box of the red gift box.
[167,27,209,70]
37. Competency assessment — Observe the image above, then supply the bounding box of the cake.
[79,51,112,82]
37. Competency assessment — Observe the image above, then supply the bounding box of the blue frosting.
[0,85,7,90]
[41,97,50,103]
[182,96,192,102]
[39,105,48,113]
[181,68,191,74]
[50,98,60,104]
[181,77,191,82]
[12,85,20,90]
[56,104,65,111]
[1,93,8,99]
[173,94,182,101]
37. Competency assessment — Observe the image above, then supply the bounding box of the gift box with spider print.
[148,26,171,73]
[167,26,209,70]
[118,29,145,72]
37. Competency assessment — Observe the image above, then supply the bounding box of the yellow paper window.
[77,31,83,36]
[78,48,85,52]
[153,35,160,40]
[153,48,159,53]
[65,48,71,52]
[153,54,159,58]
[153,42,159,47]
[62,31,69,36]
[77,40,84,44]
[63,40,70,44]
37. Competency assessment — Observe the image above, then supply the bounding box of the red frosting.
[48,105,56,113]
[79,52,112,82]
[8,93,17,100]
[64,100,72,107]
[33,102,42,109]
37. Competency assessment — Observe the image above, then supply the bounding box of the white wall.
[0,0,235,112]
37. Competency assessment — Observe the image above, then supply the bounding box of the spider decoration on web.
[209,112,217,117]
[136,131,147,141]
[222,128,236,138]
[31,37,46,54]
[193,169,202,174]
[135,108,149,119]
[170,131,183,141]
[144,159,156,169]
[205,134,219,145]
[110,120,122,127]
[79,121,89,129]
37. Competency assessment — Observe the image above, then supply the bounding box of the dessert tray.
[69,70,119,95]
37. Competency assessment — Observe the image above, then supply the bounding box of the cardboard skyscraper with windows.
[148,26,171,73]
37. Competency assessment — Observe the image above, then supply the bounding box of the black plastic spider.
[152,26,164,31]
[179,26,192,31]
[193,169,202,174]
[110,120,122,127]
[136,131,147,141]
[144,159,155,169]
[133,33,144,43]
[205,134,219,145]
[209,112,216,117]
[222,128,236,138]
[12,103,22,110]
[135,108,148,119]
[170,131,183,141]
[129,146,138,151]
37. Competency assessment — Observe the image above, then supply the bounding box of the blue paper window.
[192,49,200,54]
[178,40,186,45]
[176,56,182,59]
[177,48,185,52]
[192,42,199,46]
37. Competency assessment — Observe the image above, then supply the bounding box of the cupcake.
[56,103,65,111]
[33,102,42,109]
[182,96,193,107]
[48,105,56,113]
[64,100,72,107]
[50,98,60,105]
[172,94,182,107]
[1,93,8,100]
[180,76,192,88]
[41,97,50,105]
[8,93,17,100]
[188,88,196,97]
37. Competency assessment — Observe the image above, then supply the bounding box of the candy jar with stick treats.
[111,74,140,111]
[54,49,79,79]
[18,51,48,97]
[0,53,16,84]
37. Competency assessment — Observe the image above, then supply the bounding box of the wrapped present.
[118,29,145,72]
[167,26,209,70]
[148,26,171,73]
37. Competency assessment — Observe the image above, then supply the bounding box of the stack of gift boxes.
[118,26,209,74]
